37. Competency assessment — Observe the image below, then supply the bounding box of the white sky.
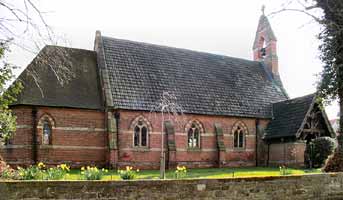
[6,0,339,119]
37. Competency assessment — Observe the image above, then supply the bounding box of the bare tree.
[0,0,73,96]
[268,0,322,22]
[150,91,185,179]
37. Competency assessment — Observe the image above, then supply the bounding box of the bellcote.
[253,7,279,76]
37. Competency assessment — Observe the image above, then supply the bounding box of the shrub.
[324,135,343,172]
[305,137,336,168]
[323,151,343,172]
[0,164,17,179]
[174,166,187,179]
[44,164,70,180]
[0,159,7,176]
[81,166,108,180]
[118,166,139,180]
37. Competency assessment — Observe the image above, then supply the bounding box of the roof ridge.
[101,35,258,64]
[274,93,316,104]
[44,45,95,53]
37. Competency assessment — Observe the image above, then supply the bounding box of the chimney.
[253,6,279,76]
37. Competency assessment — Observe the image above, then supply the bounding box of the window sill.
[187,147,201,152]
[40,145,53,149]
[233,148,246,152]
[132,147,150,152]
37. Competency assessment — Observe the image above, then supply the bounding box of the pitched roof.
[264,94,315,139]
[12,46,103,110]
[100,36,288,118]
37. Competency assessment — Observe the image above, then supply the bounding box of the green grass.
[64,167,322,181]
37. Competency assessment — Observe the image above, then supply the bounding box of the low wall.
[1,173,343,200]
[268,142,306,167]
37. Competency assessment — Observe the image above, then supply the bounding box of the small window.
[42,120,52,145]
[233,127,244,148]
[188,123,200,148]
[133,120,148,147]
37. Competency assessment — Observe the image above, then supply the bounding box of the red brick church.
[0,13,335,169]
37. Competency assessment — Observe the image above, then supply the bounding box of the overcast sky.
[6,0,339,119]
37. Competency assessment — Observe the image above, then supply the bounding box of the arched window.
[233,127,244,148]
[232,121,248,149]
[131,116,151,148]
[42,120,52,145]
[38,114,55,145]
[185,120,203,148]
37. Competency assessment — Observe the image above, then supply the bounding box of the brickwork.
[1,106,107,168]
[1,173,343,199]
[1,106,308,169]
[116,110,259,169]
[253,15,279,76]
[268,142,306,167]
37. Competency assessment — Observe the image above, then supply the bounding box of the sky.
[5,0,339,119]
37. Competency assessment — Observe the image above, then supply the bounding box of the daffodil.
[37,162,45,169]
[81,167,85,171]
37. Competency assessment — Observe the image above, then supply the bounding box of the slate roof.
[264,94,315,139]
[100,36,288,118]
[12,46,103,110]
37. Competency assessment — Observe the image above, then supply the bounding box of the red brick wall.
[116,110,259,169]
[3,107,306,169]
[1,106,107,168]
[268,142,305,167]
[0,107,33,166]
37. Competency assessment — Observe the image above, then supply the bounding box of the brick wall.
[268,142,306,167]
[3,106,306,169]
[1,173,343,199]
[1,106,107,167]
[116,110,261,169]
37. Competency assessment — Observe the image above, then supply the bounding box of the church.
[0,13,335,169]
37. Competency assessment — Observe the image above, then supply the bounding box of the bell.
[260,47,266,57]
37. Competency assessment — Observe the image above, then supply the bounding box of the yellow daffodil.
[37,162,45,169]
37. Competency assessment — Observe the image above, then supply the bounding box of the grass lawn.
[65,167,322,180]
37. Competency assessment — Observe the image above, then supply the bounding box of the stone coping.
[0,172,339,184]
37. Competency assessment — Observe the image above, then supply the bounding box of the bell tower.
[253,6,279,76]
